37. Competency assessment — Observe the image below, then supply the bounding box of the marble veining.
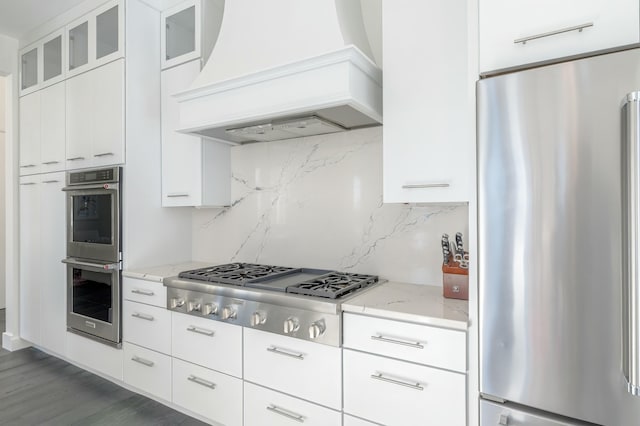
[192,127,468,286]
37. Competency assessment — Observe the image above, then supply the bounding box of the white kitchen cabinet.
[19,28,66,96]
[171,311,242,377]
[66,58,124,170]
[382,0,473,203]
[161,0,223,70]
[19,173,66,353]
[343,349,466,426]
[123,300,171,354]
[20,45,39,95]
[243,327,342,410]
[161,59,230,207]
[173,358,243,426]
[20,82,66,175]
[123,343,172,402]
[66,0,124,77]
[19,92,41,174]
[244,382,341,426]
[123,277,167,308]
[479,0,639,74]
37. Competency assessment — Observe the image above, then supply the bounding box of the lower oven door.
[64,258,122,348]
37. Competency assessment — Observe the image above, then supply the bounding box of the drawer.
[343,349,466,426]
[343,313,466,372]
[244,382,341,426]
[123,300,171,354]
[123,343,171,402]
[172,358,242,426]
[344,414,381,426]
[171,311,242,377]
[243,327,341,410]
[122,276,167,308]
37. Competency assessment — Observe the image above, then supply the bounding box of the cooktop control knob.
[221,306,237,320]
[187,301,201,313]
[202,303,218,316]
[308,320,326,339]
[169,298,184,309]
[284,317,300,334]
[250,312,266,326]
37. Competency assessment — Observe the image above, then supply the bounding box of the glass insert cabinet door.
[43,35,63,82]
[68,21,89,71]
[21,47,38,91]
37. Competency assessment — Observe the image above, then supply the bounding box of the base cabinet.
[123,343,172,402]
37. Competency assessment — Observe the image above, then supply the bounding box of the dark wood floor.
[0,309,206,425]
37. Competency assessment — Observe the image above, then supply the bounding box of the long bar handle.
[42,161,59,165]
[514,22,593,45]
[131,356,154,367]
[66,156,85,161]
[94,152,114,157]
[131,312,154,321]
[187,375,216,389]
[370,372,424,391]
[267,346,305,360]
[623,91,640,396]
[131,289,154,296]
[371,334,424,349]
[167,193,190,198]
[186,325,214,337]
[266,404,305,423]
[402,183,450,189]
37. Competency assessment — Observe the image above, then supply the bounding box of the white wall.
[0,76,6,309]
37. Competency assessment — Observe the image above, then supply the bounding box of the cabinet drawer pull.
[370,372,424,391]
[67,156,85,161]
[167,193,190,198]
[186,325,215,337]
[42,180,60,184]
[131,355,154,367]
[42,161,60,165]
[402,183,450,189]
[371,334,424,349]
[20,164,37,168]
[131,312,154,321]
[266,404,305,423]
[131,288,154,296]
[94,152,114,157]
[20,182,36,186]
[267,346,305,360]
[514,22,593,45]
[187,374,216,389]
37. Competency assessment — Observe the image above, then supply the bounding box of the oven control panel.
[68,167,120,185]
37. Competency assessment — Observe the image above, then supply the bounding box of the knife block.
[442,255,469,300]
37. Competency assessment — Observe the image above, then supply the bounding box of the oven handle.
[62,258,122,271]
[62,183,120,192]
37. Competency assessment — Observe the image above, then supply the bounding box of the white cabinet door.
[38,173,66,356]
[19,43,40,96]
[122,277,167,308]
[40,82,66,173]
[479,0,639,74]
[123,343,172,402]
[343,349,466,426]
[92,59,124,167]
[382,0,473,203]
[66,69,93,170]
[161,59,230,207]
[173,358,243,426]
[19,92,41,175]
[244,382,341,426]
[123,301,171,354]
[19,176,41,345]
[161,0,201,69]
[42,29,66,88]
[243,327,342,410]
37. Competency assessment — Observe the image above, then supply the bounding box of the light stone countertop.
[342,281,469,331]
[123,261,211,283]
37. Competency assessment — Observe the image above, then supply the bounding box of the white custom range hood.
[174,0,382,144]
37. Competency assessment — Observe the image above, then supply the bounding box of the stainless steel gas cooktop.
[164,262,381,346]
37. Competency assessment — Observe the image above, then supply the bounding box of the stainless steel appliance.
[478,49,640,425]
[63,167,122,347]
[63,167,121,262]
[165,263,380,347]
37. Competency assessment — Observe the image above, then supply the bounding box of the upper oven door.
[64,183,120,262]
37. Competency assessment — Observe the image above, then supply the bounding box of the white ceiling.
[0,0,89,39]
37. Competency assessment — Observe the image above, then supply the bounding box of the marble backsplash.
[191,127,468,286]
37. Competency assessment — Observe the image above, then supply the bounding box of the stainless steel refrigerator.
[478,48,640,425]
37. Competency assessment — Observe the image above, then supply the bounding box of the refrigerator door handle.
[622,91,640,396]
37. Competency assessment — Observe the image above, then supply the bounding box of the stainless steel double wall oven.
[63,167,122,347]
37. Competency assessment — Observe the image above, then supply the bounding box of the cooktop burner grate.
[286,272,378,299]
[178,263,295,284]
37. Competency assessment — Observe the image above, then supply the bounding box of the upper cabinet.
[19,28,66,96]
[161,0,223,70]
[479,0,639,74]
[382,0,474,204]
[66,0,124,77]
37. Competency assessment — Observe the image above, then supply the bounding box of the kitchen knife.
[441,234,450,265]
[455,232,464,255]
